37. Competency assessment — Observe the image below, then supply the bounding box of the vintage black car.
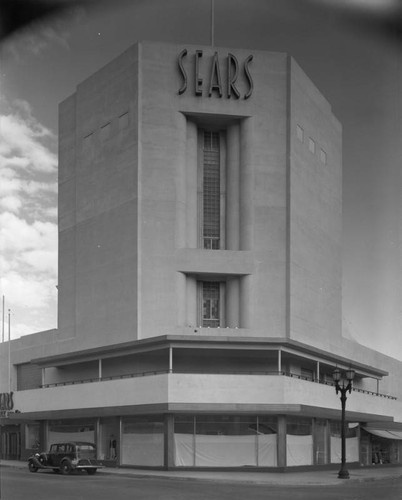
[28,441,102,475]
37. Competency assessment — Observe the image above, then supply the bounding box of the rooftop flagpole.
[8,308,11,392]
[1,295,4,342]
[211,0,214,47]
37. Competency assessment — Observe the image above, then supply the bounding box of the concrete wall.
[13,373,402,423]
[14,375,169,413]
[288,58,343,352]
[137,41,288,338]
[58,44,140,349]
[56,42,342,350]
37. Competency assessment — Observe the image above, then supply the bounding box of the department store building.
[1,41,402,469]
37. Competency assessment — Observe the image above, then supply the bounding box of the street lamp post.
[332,367,355,479]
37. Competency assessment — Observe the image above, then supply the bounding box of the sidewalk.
[1,459,402,486]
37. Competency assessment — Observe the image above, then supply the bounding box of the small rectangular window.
[296,124,304,143]
[308,137,315,154]
[119,112,129,129]
[101,122,111,140]
[83,132,93,147]
[320,149,327,164]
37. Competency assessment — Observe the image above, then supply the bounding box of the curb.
[1,461,401,486]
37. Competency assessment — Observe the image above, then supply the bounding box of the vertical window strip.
[203,131,220,249]
[309,137,316,154]
[202,281,220,327]
[296,124,304,143]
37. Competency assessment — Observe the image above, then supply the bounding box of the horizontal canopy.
[363,428,402,440]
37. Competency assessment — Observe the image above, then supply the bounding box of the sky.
[0,0,401,360]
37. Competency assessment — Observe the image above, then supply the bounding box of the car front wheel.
[60,459,73,475]
[28,461,38,473]
[86,468,97,475]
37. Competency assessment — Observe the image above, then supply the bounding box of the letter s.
[244,55,254,100]
[178,49,188,95]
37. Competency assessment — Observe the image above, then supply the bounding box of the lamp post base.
[338,468,350,479]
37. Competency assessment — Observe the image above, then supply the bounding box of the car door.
[47,444,58,467]
[53,444,65,467]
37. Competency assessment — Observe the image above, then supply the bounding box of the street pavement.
[1,459,402,486]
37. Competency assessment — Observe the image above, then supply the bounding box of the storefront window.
[255,417,277,467]
[99,417,120,461]
[195,415,256,467]
[286,417,313,466]
[371,436,399,464]
[121,416,164,466]
[48,419,95,446]
[314,419,328,464]
[174,415,277,467]
[25,423,40,450]
[174,415,195,466]
[330,421,359,463]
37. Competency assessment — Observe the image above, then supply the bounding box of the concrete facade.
[56,42,342,350]
[1,42,402,469]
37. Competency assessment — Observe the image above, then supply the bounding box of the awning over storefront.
[363,428,402,440]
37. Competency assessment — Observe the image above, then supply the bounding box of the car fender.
[28,455,44,468]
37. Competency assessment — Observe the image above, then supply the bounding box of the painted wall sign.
[0,392,14,411]
[178,49,253,99]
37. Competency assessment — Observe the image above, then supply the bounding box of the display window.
[121,416,164,466]
[174,415,277,467]
[48,419,95,446]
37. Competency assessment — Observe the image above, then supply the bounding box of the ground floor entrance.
[0,424,21,460]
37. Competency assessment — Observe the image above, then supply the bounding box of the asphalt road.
[1,468,402,500]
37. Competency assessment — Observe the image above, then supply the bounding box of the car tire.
[60,459,73,475]
[86,468,97,475]
[28,461,38,473]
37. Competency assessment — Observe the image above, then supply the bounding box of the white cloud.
[0,212,57,257]
[0,112,57,173]
[1,272,57,310]
[0,196,22,213]
[24,180,57,195]
[1,156,30,169]
[0,98,58,337]
[43,206,58,219]
[20,250,58,275]
[0,98,58,223]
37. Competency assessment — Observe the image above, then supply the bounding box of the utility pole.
[2,295,4,342]
[8,308,11,392]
